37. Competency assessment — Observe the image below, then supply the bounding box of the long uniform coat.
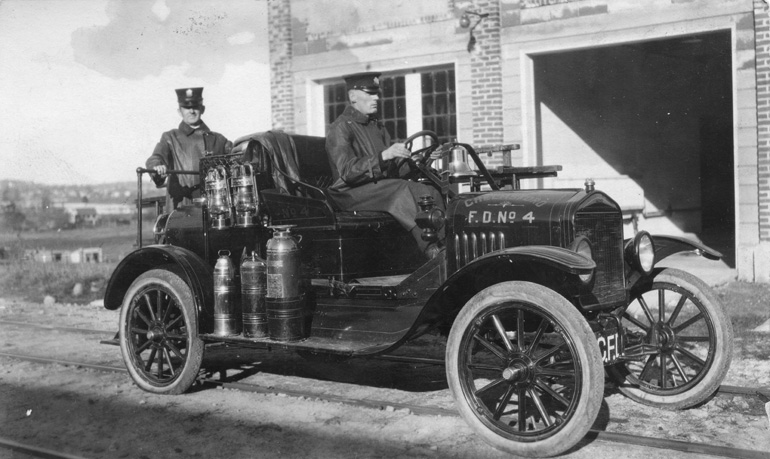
[146,121,231,210]
[325,105,443,242]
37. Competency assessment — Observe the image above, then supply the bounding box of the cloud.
[71,0,268,81]
[228,31,256,46]
[152,0,171,21]
[0,0,271,185]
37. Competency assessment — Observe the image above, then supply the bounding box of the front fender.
[414,246,594,333]
[630,235,723,264]
[449,245,596,280]
[104,245,214,332]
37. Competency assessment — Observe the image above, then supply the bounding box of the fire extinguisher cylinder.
[241,250,268,338]
[213,250,241,336]
[265,226,307,341]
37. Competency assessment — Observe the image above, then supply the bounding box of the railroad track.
[0,436,90,459]
[1,320,769,459]
[2,319,769,401]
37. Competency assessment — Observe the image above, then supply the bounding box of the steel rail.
[0,320,111,336]
[0,351,768,459]
[0,436,92,459]
[0,352,126,373]
[720,384,770,402]
[3,319,770,400]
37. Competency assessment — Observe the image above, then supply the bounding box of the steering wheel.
[396,130,441,180]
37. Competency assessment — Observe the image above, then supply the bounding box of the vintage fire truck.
[104,130,733,457]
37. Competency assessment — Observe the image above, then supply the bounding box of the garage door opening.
[533,31,734,266]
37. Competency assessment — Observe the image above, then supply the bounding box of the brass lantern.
[230,163,259,227]
[205,165,233,229]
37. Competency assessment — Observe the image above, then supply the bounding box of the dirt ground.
[0,291,769,459]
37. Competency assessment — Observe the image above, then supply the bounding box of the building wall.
[269,0,294,131]
[269,0,770,281]
[753,0,770,280]
[468,0,504,146]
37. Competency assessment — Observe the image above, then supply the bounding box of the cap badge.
[373,77,379,85]
[185,88,193,97]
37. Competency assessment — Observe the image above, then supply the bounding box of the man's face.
[178,105,203,125]
[349,89,379,116]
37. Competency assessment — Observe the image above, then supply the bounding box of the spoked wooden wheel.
[609,267,733,409]
[119,269,204,394]
[446,282,603,458]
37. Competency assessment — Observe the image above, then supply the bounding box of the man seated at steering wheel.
[326,72,445,259]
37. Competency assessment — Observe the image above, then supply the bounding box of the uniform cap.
[343,72,381,94]
[175,87,204,108]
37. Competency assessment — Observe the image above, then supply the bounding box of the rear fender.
[104,245,214,333]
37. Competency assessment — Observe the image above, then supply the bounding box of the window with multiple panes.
[324,84,348,131]
[379,75,407,142]
[323,67,455,145]
[421,69,456,144]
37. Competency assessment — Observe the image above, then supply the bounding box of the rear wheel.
[609,268,733,409]
[119,269,204,394]
[446,281,603,457]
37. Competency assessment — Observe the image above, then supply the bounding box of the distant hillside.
[1,179,165,209]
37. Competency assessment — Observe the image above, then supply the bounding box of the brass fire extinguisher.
[241,250,267,338]
[266,226,302,299]
[213,250,240,336]
[265,225,306,341]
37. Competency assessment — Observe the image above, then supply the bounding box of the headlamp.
[570,236,594,284]
[627,231,655,275]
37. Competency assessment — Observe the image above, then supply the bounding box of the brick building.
[268,0,770,281]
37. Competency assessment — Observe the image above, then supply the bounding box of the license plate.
[596,328,621,365]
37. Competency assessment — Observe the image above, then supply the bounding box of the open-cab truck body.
[104,130,732,457]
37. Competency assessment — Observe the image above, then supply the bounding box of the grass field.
[0,224,154,304]
[0,223,155,262]
[0,261,115,304]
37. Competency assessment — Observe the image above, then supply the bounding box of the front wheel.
[119,269,204,395]
[608,268,733,409]
[446,282,603,458]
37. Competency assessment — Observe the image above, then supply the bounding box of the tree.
[2,185,20,203]
[1,203,26,237]
[41,191,52,210]
[25,206,69,231]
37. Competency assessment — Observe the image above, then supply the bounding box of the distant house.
[24,249,54,263]
[58,202,133,225]
[69,247,103,263]
[75,207,98,226]
[24,247,103,263]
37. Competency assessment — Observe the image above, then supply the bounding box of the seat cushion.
[334,210,399,230]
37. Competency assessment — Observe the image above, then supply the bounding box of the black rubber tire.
[446,281,604,458]
[119,269,204,395]
[608,267,733,409]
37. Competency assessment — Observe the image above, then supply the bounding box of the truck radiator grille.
[574,211,625,307]
[454,230,506,267]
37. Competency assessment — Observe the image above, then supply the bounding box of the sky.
[0,0,272,185]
